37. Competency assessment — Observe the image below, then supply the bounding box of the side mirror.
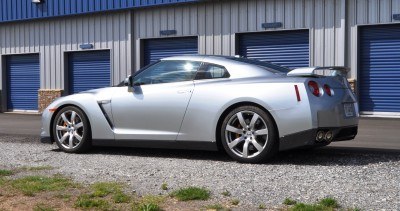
[124,75,133,87]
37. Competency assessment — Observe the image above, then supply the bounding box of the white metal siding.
[133,0,346,71]
[0,11,132,90]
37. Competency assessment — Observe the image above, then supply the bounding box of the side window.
[133,60,201,85]
[195,63,230,80]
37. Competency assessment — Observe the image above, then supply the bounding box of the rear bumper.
[279,125,358,151]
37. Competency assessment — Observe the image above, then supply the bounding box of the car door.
[111,60,201,140]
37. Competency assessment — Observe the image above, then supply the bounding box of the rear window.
[227,57,290,73]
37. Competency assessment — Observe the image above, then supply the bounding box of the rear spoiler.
[287,66,349,77]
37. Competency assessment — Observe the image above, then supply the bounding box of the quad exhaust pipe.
[316,130,334,142]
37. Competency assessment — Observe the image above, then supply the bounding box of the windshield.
[227,57,290,73]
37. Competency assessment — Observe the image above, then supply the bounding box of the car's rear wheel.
[52,106,91,153]
[221,106,278,163]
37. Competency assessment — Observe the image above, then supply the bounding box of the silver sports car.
[41,55,359,163]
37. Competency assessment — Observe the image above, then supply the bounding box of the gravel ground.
[0,134,399,210]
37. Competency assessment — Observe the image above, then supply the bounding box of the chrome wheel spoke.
[226,125,243,134]
[61,113,71,125]
[249,113,259,130]
[251,139,264,152]
[71,111,76,124]
[242,141,249,158]
[254,128,268,136]
[56,125,68,131]
[69,134,74,148]
[60,133,69,144]
[74,132,82,142]
[236,112,247,128]
[75,122,83,129]
[228,137,244,149]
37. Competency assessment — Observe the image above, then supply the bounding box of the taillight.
[308,81,320,97]
[323,84,332,96]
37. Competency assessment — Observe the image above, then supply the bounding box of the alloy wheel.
[55,110,85,149]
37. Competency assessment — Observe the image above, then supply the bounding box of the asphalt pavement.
[0,112,399,150]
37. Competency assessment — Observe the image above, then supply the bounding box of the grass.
[288,197,340,211]
[33,203,55,211]
[75,194,111,210]
[231,199,240,205]
[171,186,210,201]
[132,195,165,211]
[113,191,130,203]
[205,203,230,211]
[0,169,13,177]
[283,198,297,205]
[221,190,231,197]
[91,182,122,197]
[11,175,75,196]
[20,166,54,171]
[161,182,168,190]
[258,203,266,209]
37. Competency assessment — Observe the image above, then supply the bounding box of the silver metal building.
[0,0,399,116]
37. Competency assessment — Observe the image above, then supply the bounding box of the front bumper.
[40,136,53,144]
[279,125,358,151]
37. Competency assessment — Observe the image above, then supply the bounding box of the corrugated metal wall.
[0,11,132,90]
[0,0,198,23]
[347,0,400,79]
[133,0,346,70]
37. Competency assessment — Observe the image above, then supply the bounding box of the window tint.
[133,60,201,85]
[195,63,230,80]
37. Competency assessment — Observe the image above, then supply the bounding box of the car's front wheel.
[221,106,278,163]
[52,106,91,153]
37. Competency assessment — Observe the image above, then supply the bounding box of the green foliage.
[91,182,122,197]
[161,182,168,190]
[283,198,297,205]
[171,186,210,201]
[75,194,110,209]
[33,203,55,211]
[319,197,338,208]
[11,175,74,196]
[221,190,231,197]
[258,203,267,209]
[113,191,131,203]
[132,195,165,211]
[205,203,230,211]
[231,199,240,205]
[0,169,13,177]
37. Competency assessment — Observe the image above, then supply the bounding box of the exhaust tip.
[325,131,333,142]
[316,131,325,142]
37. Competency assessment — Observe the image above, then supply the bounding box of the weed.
[161,182,168,190]
[205,203,230,211]
[113,191,130,203]
[33,203,55,211]
[91,182,122,197]
[231,198,240,205]
[20,166,54,171]
[11,175,75,196]
[258,203,266,209]
[75,194,110,209]
[0,169,13,177]
[132,195,165,211]
[171,186,210,201]
[221,190,231,197]
[319,197,338,208]
[283,198,297,205]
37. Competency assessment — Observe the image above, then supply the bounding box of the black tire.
[52,106,91,153]
[220,106,278,163]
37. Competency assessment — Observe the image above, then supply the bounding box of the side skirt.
[92,139,219,151]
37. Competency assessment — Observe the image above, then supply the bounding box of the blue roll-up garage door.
[238,30,309,69]
[68,50,110,94]
[6,54,40,111]
[143,37,198,66]
[359,24,400,113]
